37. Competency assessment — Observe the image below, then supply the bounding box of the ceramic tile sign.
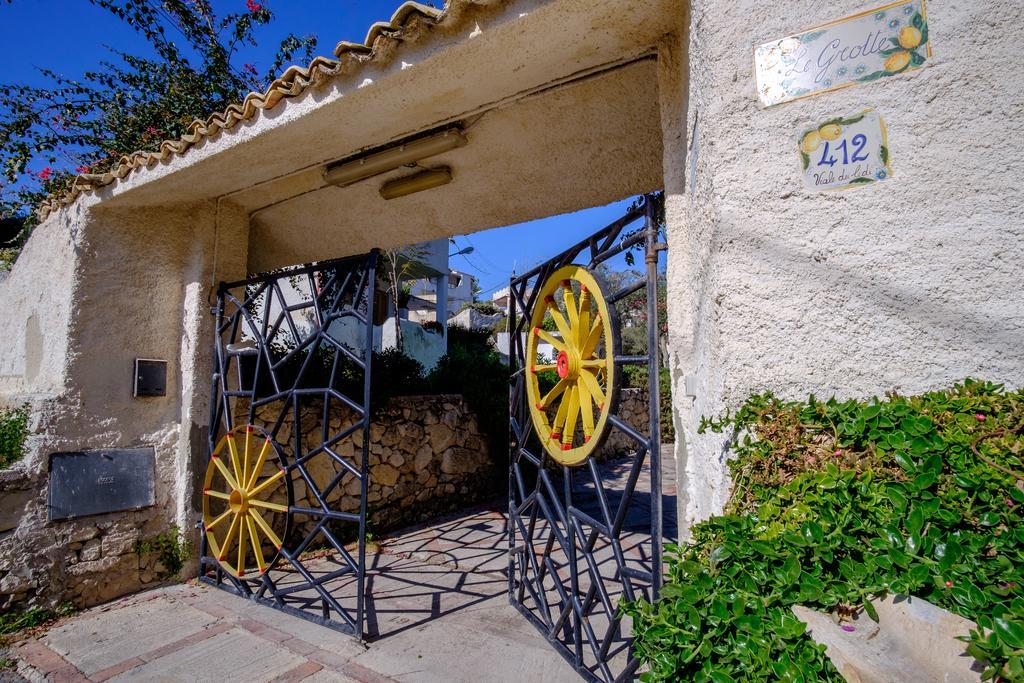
[798,109,892,191]
[755,1,931,107]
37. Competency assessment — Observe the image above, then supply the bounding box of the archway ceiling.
[247,58,663,272]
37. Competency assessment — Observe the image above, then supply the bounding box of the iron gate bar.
[508,194,666,682]
[199,249,378,637]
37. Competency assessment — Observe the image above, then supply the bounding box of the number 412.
[818,134,870,167]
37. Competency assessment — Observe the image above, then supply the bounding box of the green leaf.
[802,521,824,544]
[913,13,923,29]
[862,599,879,622]
[782,557,802,584]
[907,506,924,536]
[938,537,962,571]
[801,151,810,171]
[964,643,989,663]
[913,471,938,491]
[979,511,1000,527]
[994,618,1024,649]
[1008,655,1023,679]
[848,177,875,184]
[908,563,930,585]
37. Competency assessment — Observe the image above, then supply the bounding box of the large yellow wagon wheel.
[203,425,290,579]
[525,265,619,466]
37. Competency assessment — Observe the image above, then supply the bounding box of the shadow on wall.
[724,223,1021,385]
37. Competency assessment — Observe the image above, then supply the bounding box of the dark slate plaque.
[48,448,155,521]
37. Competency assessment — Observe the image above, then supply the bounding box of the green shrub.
[625,379,1024,682]
[134,526,192,579]
[372,348,427,405]
[0,404,29,469]
[427,326,509,490]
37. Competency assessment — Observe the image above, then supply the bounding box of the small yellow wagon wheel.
[203,425,290,579]
[525,265,619,466]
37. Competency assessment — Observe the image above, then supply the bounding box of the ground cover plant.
[625,379,1024,681]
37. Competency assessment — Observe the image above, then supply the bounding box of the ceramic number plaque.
[798,109,892,191]
[755,0,931,107]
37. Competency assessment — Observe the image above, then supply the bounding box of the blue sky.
[2,0,642,294]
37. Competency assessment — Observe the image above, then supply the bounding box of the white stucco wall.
[0,198,250,608]
[0,206,84,400]
[664,0,1024,534]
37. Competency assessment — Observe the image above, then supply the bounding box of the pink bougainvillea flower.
[945,580,953,587]
[75,165,90,174]
[841,625,855,632]
[145,126,159,135]
[974,413,986,421]
[246,0,263,12]
[243,63,258,75]
[37,166,53,180]
[834,449,842,457]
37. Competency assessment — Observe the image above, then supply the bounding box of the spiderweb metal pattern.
[508,197,665,682]
[199,250,378,637]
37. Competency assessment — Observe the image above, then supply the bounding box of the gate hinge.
[653,241,668,252]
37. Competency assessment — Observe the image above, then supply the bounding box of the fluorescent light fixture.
[379,168,452,200]
[323,128,467,188]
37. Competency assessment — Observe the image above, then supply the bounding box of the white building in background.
[306,237,453,369]
[407,269,476,325]
[490,285,533,313]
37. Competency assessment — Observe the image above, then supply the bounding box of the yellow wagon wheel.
[525,265,619,466]
[202,425,290,579]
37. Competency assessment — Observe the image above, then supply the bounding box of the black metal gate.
[507,195,666,681]
[199,250,378,637]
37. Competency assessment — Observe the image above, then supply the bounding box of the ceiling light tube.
[323,129,467,188]
[379,167,452,200]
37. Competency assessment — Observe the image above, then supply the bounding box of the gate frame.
[198,250,378,639]
[507,194,666,682]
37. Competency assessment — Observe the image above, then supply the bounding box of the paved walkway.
[5,452,676,682]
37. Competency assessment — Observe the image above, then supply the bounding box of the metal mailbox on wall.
[48,448,156,521]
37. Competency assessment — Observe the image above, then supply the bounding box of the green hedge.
[625,379,1024,682]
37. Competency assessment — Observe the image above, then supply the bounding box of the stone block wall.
[595,388,652,460]
[248,394,496,538]
[0,437,178,613]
